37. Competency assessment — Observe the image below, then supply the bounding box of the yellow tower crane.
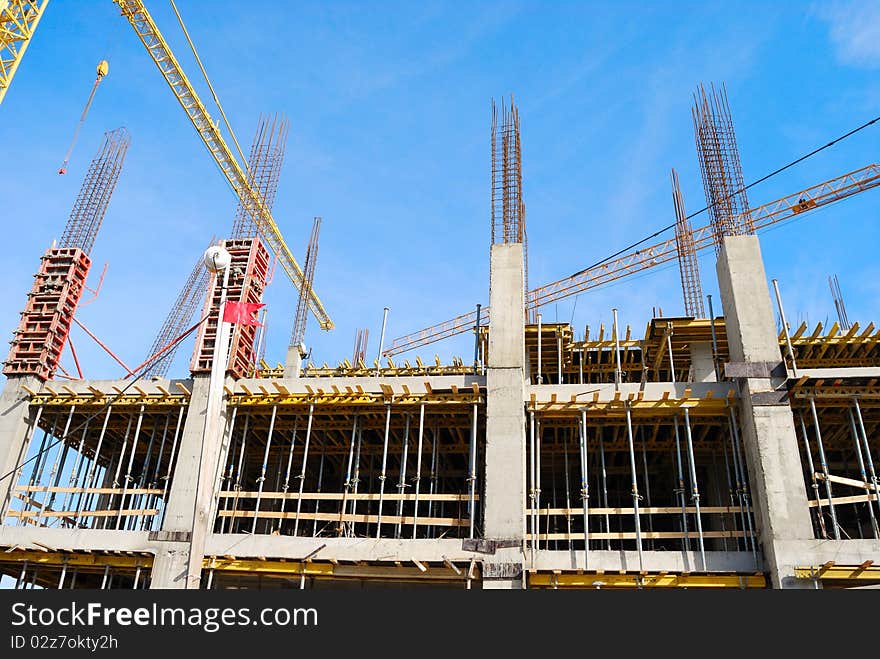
[0,0,49,105]
[111,0,334,330]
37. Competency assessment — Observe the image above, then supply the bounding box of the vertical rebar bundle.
[670,168,705,317]
[352,328,369,365]
[231,113,290,239]
[829,274,851,330]
[491,97,523,245]
[692,83,752,250]
[59,127,131,256]
[290,217,322,350]
[141,250,210,378]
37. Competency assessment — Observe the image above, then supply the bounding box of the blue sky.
[1,0,879,379]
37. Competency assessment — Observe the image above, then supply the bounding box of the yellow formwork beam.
[0,549,471,583]
[794,562,880,583]
[528,570,767,589]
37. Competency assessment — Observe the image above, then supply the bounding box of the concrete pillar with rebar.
[715,234,813,588]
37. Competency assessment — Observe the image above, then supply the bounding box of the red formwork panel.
[3,248,91,381]
[190,237,270,378]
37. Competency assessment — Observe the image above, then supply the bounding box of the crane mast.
[112,0,334,330]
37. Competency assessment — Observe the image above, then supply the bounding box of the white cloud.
[815,1,880,68]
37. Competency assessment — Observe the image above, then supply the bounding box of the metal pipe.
[395,414,411,538]
[598,429,610,550]
[557,333,563,384]
[427,423,438,538]
[39,406,75,525]
[61,419,90,515]
[578,348,584,385]
[771,279,798,377]
[375,403,392,538]
[252,405,277,534]
[142,412,171,531]
[18,410,53,522]
[612,308,622,388]
[15,561,28,590]
[117,405,145,527]
[852,398,880,528]
[100,565,109,590]
[339,414,356,537]
[228,414,250,534]
[563,425,572,543]
[666,328,675,384]
[130,423,157,531]
[682,408,706,568]
[278,416,299,534]
[529,410,537,563]
[728,406,757,562]
[412,404,425,539]
[350,428,363,535]
[375,306,389,376]
[468,402,478,539]
[640,428,655,550]
[707,294,720,380]
[312,450,325,537]
[848,408,878,538]
[293,404,315,536]
[624,404,643,570]
[809,396,839,539]
[672,416,690,551]
[578,409,589,568]
[473,303,482,374]
[797,412,826,538]
[536,313,543,384]
[158,405,186,529]
[57,559,68,589]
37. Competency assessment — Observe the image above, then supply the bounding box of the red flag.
[222,301,265,326]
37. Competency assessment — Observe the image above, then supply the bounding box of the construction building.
[1,3,880,591]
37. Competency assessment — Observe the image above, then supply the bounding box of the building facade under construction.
[1,83,879,591]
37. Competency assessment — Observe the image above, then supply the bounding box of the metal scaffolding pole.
[395,414,411,538]
[852,398,880,525]
[624,404,643,571]
[412,404,425,538]
[252,405,277,534]
[809,396,840,539]
[682,408,706,568]
[672,416,690,551]
[848,408,878,538]
[468,403,478,539]
[293,404,315,536]
[578,409,589,568]
[376,403,392,538]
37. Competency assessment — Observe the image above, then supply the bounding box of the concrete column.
[149,375,229,588]
[0,376,42,522]
[688,342,716,382]
[716,235,814,589]
[483,244,526,589]
[284,347,302,378]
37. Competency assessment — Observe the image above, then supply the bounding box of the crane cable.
[168,0,250,174]
[570,113,880,279]
[58,61,109,175]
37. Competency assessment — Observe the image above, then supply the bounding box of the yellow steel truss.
[0,0,48,104]
[111,0,333,329]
